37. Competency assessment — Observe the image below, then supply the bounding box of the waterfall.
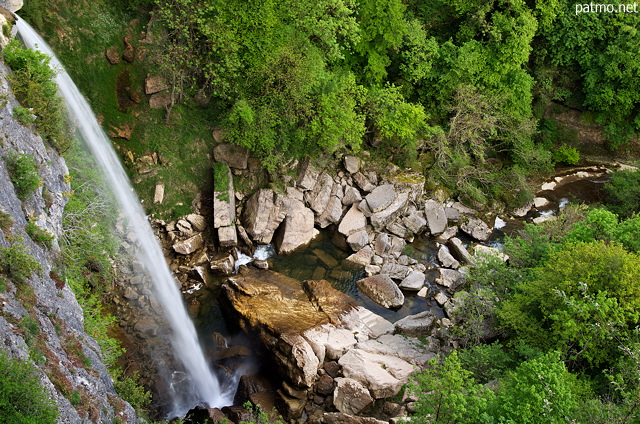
[15,18,233,416]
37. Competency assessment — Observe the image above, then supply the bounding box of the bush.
[114,372,152,416]
[26,221,54,249]
[6,153,40,199]
[0,349,58,424]
[604,169,640,220]
[213,162,230,202]
[13,106,37,125]
[552,144,580,165]
[3,40,71,153]
[0,237,41,283]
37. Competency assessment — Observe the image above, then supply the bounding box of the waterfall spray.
[15,18,233,415]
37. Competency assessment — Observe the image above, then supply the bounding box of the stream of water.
[15,18,233,416]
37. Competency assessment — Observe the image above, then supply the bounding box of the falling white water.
[15,18,232,415]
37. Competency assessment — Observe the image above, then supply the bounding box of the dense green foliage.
[26,221,54,248]
[0,350,58,424]
[3,40,71,153]
[5,153,41,199]
[409,205,640,423]
[604,169,640,219]
[0,237,42,283]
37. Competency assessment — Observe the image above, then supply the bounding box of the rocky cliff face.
[0,62,137,423]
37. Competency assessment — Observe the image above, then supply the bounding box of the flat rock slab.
[394,311,437,337]
[313,249,339,268]
[365,184,396,213]
[356,274,404,309]
[370,192,408,230]
[338,348,415,398]
[447,237,474,265]
[356,334,435,367]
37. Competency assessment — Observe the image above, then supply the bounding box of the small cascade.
[15,18,233,416]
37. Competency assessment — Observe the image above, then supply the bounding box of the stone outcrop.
[334,378,373,415]
[213,143,250,170]
[241,189,286,244]
[273,198,319,254]
[424,199,447,235]
[356,274,404,309]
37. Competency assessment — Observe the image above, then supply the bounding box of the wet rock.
[338,349,414,398]
[234,374,274,405]
[460,216,492,242]
[105,46,120,64]
[399,270,425,291]
[254,260,269,270]
[174,233,204,255]
[213,143,250,170]
[356,274,404,309]
[424,199,447,235]
[274,199,319,254]
[222,405,253,424]
[344,156,360,174]
[313,249,339,268]
[220,271,357,387]
[183,406,227,424]
[447,237,474,265]
[334,377,374,415]
[276,389,307,421]
[211,254,234,275]
[316,373,335,396]
[144,75,169,94]
[437,245,459,269]
[394,311,437,337]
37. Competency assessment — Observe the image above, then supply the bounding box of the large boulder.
[460,216,492,242]
[365,184,396,213]
[220,270,357,387]
[242,189,287,244]
[213,144,250,169]
[394,311,438,337]
[435,268,466,292]
[273,199,319,254]
[338,349,415,398]
[213,165,235,229]
[370,192,409,230]
[399,270,425,291]
[296,158,320,191]
[356,275,404,309]
[305,173,334,214]
[338,204,367,237]
[173,233,204,255]
[448,237,475,265]
[333,378,373,415]
[424,199,447,235]
[356,334,435,367]
[0,0,22,13]
[437,245,459,269]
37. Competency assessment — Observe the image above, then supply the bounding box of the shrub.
[213,162,230,202]
[114,373,152,416]
[0,237,41,283]
[604,169,640,220]
[26,221,54,248]
[552,144,580,165]
[6,153,40,199]
[3,40,71,153]
[0,349,58,424]
[13,106,37,125]
[0,210,13,233]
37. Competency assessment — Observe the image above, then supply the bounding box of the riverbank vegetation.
[408,200,640,423]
